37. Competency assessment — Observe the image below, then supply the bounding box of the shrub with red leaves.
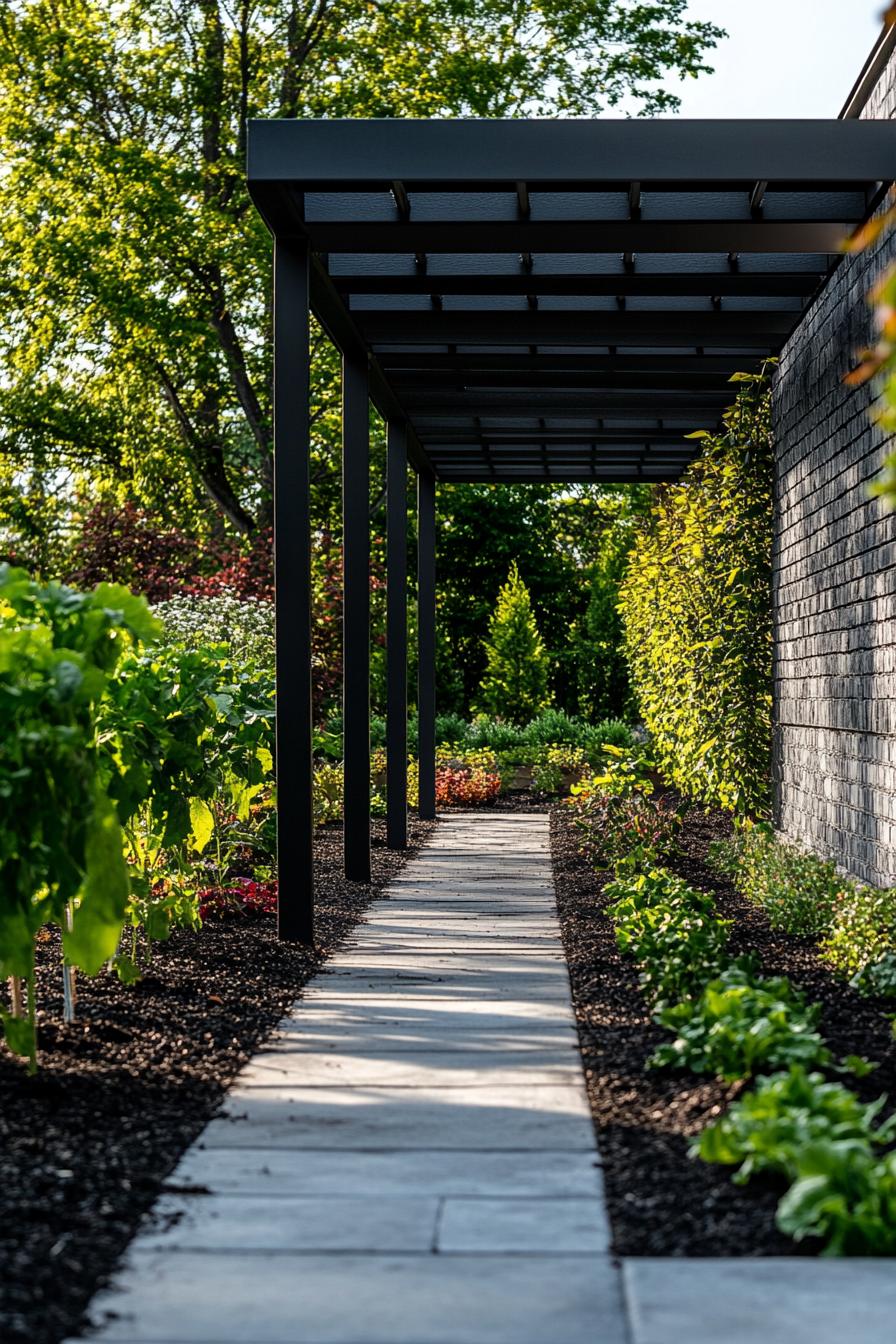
[435,765,502,807]
[198,879,278,921]
[187,528,274,602]
[69,500,205,602]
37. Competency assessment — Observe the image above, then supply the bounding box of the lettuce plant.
[694,1065,896,1184]
[649,965,830,1081]
[607,868,730,1006]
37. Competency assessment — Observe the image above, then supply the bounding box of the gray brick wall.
[772,51,896,886]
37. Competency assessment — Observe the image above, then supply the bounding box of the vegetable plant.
[0,566,159,1066]
[649,964,831,1081]
[777,1144,896,1256]
[694,1065,896,1184]
[607,868,730,1006]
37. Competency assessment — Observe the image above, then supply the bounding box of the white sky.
[659,1,886,117]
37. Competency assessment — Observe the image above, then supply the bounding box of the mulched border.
[0,817,435,1344]
[550,801,896,1256]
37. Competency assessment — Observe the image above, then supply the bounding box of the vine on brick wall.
[619,368,774,815]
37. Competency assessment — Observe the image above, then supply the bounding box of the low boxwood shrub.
[649,964,831,1081]
[465,714,528,752]
[606,868,730,1006]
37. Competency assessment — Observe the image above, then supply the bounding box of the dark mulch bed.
[550,801,896,1257]
[0,817,435,1344]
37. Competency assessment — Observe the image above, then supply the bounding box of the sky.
[659,1,885,117]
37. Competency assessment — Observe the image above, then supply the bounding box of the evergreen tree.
[477,563,550,725]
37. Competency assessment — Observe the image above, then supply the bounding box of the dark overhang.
[248,118,896,483]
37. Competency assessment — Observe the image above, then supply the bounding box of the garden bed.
[550,802,896,1256]
[0,817,434,1344]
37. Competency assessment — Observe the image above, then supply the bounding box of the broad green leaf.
[189,796,215,853]
[63,791,130,975]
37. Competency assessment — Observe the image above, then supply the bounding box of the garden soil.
[550,801,896,1256]
[0,818,434,1344]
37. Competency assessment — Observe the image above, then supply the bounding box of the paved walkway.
[69,813,896,1344]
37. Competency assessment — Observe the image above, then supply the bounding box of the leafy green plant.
[0,565,159,1067]
[151,593,274,669]
[650,964,831,1081]
[523,708,586,747]
[567,780,681,873]
[606,868,730,1006]
[581,718,635,755]
[476,562,550,725]
[777,1143,896,1256]
[465,714,528,752]
[712,821,847,936]
[694,1065,896,1184]
[852,952,896,999]
[436,712,469,746]
[531,745,589,795]
[313,762,344,827]
[619,368,774,814]
[822,886,896,981]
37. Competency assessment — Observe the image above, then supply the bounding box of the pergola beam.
[306,219,851,254]
[248,117,896,187]
[337,272,824,298]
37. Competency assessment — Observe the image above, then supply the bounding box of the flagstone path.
[67,812,896,1344]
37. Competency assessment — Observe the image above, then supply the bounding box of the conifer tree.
[477,563,550,724]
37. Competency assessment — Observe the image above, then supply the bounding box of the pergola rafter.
[247,116,896,941]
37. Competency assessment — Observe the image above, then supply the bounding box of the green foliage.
[435,712,469,745]
[0,3,721,557]
[822,886,896,981]
[694,1066,896,1186]
[852,952,896,999]
[649,965,831,1081]
[619,369,774,814]
[573,494,645,720]
[531,746,589,796]
[477,563,550,725]
[777,1145,896,1256]
[711,821,847,936]
[313,763,344,827]
[0,565,159,1065]
[606,868,730,1006]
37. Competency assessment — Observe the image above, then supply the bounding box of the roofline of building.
[840,21,896,118]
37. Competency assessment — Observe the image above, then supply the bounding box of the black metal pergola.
[246,117,896,943]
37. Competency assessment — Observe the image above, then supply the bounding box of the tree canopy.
[0,0,723,551]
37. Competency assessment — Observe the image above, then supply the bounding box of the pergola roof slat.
[249,117,896,482]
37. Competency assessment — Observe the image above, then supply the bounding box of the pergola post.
[342,348,371,882]
[386,420,409,849]
[273,239,314,944]
[417,470,436,820]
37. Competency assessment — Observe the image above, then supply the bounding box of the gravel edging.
[549,802,896,1257]
[0,817,435,1344]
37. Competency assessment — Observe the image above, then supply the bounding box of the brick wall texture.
[772,51,896,886]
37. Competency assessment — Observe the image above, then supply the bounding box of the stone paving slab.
[171,1146,605,1197]
[69,1251,626,1344]
[205,1081,596,1149]
[235,1046,582,1087]
[438,1194,610,1253]
[624,1259,896,1344]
